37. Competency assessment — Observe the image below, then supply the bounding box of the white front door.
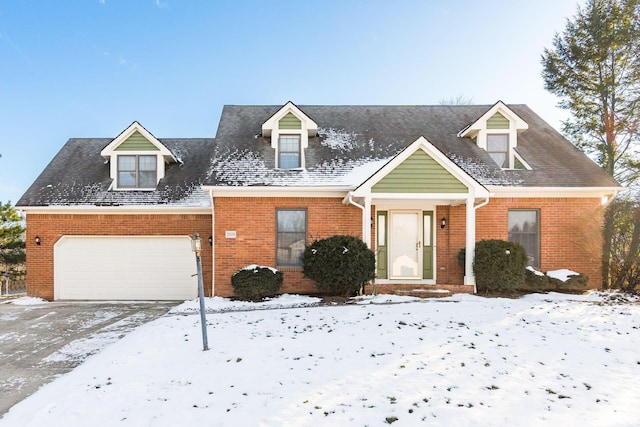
[389,212,420,279]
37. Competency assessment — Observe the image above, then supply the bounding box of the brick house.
[17,101,622,300]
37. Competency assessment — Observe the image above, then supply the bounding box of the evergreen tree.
[0,201,26,271]
[541,0,640,287]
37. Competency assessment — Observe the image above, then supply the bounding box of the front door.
[389,212,421,279]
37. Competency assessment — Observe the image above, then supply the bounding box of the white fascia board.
[365,192,472,200]
[18,205,211,214]
[458,101,528,138]
[261,101,318,137]
[487,186,625,198]
[204,185,350,198]
[352,136,489,199]
[100,121,176,162]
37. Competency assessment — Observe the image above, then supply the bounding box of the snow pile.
[3,292,639,426]
[547,269,580,282]
[6,297,48,306]
[170,293,322,314]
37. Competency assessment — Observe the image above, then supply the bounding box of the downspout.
[209,189,215,297]
[470,197,490,294]
[344,192,369,247]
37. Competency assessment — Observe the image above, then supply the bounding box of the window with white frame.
[487,134,509,168]
[508,209,539,267]
[278,135,301,169]
[117,155,157,188]
[276,209,307,266]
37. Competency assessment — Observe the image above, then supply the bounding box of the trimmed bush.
[303,235,375,297]
[231,265,283,301]
[473,239,528,294]
[548,272,589,290]
[523,267,550,291]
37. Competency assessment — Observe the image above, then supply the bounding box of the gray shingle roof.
[17,138,214,207]
[208,104,619,188]
[18,103,619,208]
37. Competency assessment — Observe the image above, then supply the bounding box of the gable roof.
[208,104,619,189]
[352,136,489,198]
[100,121,176,163]
[17,137,214,207]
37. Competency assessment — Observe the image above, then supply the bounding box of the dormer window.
[100,121,177,191]
[262,101,318,170]
[457,101,530,170]
[117,155,157,188]
[487,134,509,168]
[278,135,301,169]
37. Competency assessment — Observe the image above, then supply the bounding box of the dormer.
[458,101,530,170]
[100,121,176,190]
[261,101,318,169]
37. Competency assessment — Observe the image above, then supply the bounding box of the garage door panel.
[54,236,198,300]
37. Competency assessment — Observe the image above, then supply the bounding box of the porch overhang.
[343,136,490,293]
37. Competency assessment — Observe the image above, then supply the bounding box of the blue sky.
[0,0,580,204]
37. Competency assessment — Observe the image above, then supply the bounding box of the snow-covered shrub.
[302,235,375,297]
[524,266,549,291]
[547,269,589,290]
[473,239,528,294]
[231,265,283,301]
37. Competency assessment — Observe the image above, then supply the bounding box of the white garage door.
[54,236,198,300]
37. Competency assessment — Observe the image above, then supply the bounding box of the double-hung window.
[276,209,307,266]
[508,209,539,267]
[278,135,301,169]
[487,134,509,168]
[117,155,157,188]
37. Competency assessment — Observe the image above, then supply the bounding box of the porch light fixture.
[191,233,202,257]
[208,235,213,246]
[35,236,41,246]
[440,217,447,229]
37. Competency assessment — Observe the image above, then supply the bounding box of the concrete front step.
[392,289,452,298]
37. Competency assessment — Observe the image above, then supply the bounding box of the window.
[508,209,539,267]
[117,155,157,188]
[276,209,307,266]
[278,135,301,169]
[487,134,509,168]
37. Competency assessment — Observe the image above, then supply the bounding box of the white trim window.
[117,155,157,188]
[508,209,539,267]
[278,135,301,169]
[276,209,307,266]
[487,134,509,168]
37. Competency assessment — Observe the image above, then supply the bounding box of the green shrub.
[548,271,589,291]
[303,235,375,297]
[231,265,283,301]
[523,267,549,291]
[473,239,528,294]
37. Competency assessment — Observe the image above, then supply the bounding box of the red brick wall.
[25,213,212,300]
[214,197,361,297]
[435,197,604,287]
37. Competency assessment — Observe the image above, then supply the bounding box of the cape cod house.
[17,101,622,300]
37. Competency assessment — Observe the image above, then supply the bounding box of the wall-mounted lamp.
[440,217,447,229]
[208,236,213,246]
[35,236,41,246]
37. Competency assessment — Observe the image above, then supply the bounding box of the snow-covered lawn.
[2,292,640,426]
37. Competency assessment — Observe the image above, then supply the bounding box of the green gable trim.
[279,112,302,130]
[487,112,510,129]
[114,131,160,151]
[372,150,468,193]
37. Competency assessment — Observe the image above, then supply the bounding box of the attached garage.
[54,236,198,300]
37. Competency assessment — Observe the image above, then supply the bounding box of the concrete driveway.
[0,300,178,416]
